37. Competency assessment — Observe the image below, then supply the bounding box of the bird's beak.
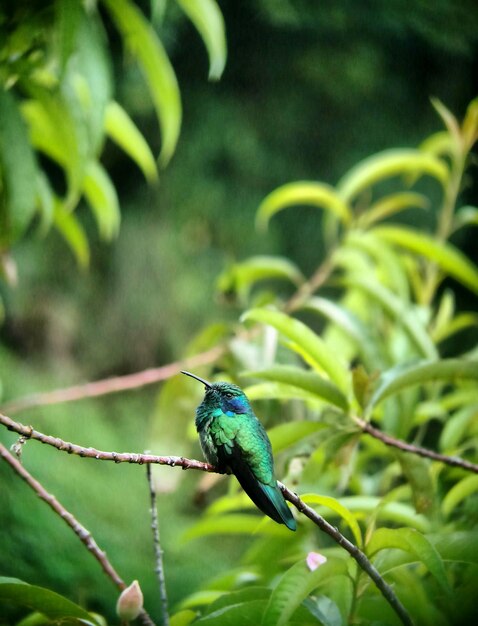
[181,370,213,389]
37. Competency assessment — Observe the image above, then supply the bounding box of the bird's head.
[181,371,251,415]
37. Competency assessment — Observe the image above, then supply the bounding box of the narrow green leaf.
[302,296,383,368]
[442,475,478,518]
[82,161,120,239]
[217,256,304,301]
[419,131,454,159]
[431,98,462,155]
[367,359,478,414]
[338,496,430,532]
[170,609,198,626]
[256,181,352,231]
[196,599,267,626]
[439,404,478,451]
[105,101,158,182]
[241,309,350,394]
[176,0,227,80]
[245,365,348,410]
[184,514,289,540]
[367,527,450,593]
[336,149,448,203]
[261,559,347,626]
[204,588,271,616]
[373,225,478,295]
[344,230,411,300]
[453,205,478,232]
[54,0,83,74]
[462,97,478,150]
[341,275,437,359]
[53,200,89,267]
[0,89,38,243]
[179,591,226,609]
[300,494,362,546]
[0,581,99,625]
[102,0,181,166]
[433,312,478,343]
[267,422,328,454]
[245,382,327,404]
[359,192,429,228]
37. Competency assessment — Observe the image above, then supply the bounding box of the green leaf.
[196,599,267,626]
[302,296,382,367]
[431,98,462,155]
[54,0,83,75]
[82,161,120,239]
[433,312,478,343]
[184,514,290,540]
[373,225,478,295]
[300,494,362,546]
[267,421,328,454]
[0,580,99,625]
[170,609,198,626]
[337,497,430,532]
[462,97,478,150]
[256,181,352,231]
[341,275,437,359]
[217,256,304,301]
[358,192,429,228]
[21,91,85,205]
[245,382,327,404]
[261,559,347,626]
[419,131,454,159]
[102,0,181,166]
[367,527,450,593]
[442,475,478,518]
[453,206,478,232]
[105,101,157,182]
[439,404,478,451]
[53,200,90,267]
[0,89,38,243]
[245,365,348,410]
[176,0,227,80]
[344,230,412,301]
[367,359,478,414]
[204,588,271,616]
[336,149,448,203]
[241,309,350,394]
[179,591,226,609]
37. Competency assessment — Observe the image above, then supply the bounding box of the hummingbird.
[181,370,297,531]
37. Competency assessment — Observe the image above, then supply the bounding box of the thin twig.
[354,416,478,474]
[146,464,170,626]
[1,413,412,625]
[0,441,156,626]
[1,344,226,415]
[279,483,413,626]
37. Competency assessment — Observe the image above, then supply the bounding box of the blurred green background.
[1,0,477,622]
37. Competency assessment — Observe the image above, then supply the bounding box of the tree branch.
[1,412,412,626]
[279,483,412,626]
[354,416,478,474]
[0,441,156,626]
[1,344,226,415]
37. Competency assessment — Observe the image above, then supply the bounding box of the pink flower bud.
[306,551,327,571]
[116,580,144,621]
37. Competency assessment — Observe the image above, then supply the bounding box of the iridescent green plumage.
[182,371,296,531]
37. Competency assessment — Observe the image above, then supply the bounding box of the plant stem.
[146,464,170,626]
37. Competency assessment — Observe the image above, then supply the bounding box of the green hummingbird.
[181,370,296,531]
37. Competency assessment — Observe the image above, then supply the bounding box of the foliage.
[0,0,225,272]
[1,2,478,625]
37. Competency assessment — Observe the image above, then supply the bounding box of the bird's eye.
[225,392,233,398]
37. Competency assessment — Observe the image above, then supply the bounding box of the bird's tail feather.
[233,464,296,531]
